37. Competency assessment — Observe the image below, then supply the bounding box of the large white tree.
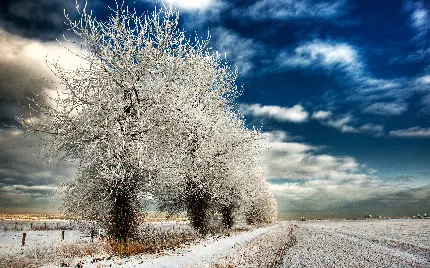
[18,1,205,241]
[17,0,277,240]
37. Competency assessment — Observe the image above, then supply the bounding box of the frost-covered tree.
[211,121,264,229]
[244,170,278,225]
[17,0,277,240]
[155,103,265,232]
[16,1,224,241]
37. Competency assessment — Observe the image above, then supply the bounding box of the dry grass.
[103,234,198,256]
[103,222,252,257]
[104,223,201,256]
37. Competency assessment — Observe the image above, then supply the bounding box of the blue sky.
[0,0,429,218]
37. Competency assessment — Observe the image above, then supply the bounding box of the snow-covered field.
[283,219,430,268]
[0,220,93,255]
[0,219,429,267]
[0,230,96,255]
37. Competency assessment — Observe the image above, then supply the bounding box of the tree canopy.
[17,0,277,240]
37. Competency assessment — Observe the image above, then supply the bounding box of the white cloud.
[159,0,215,10]
[402,47,430,62]
[261,130,407,210]
[242,105,381,136]
[327,115,352,129]
[409,2,430,39]
[275,39,424,117]
[260,131,363,180]
[298,43,357,65]
[389,127,430,138]
[346,77,414,108]
[363,102,408,116]
[311,111,384,135]
[363,78,402,90]
[0,27,89,123]
[266,130,289,142]
[1,184,58,193]
[0,28,85,72]
[412,8,428,28]
[358,123,384,134]
[240,103,309,123]
[347,76,425,111]
[396,3,430,66]
[143,0,226,29]
[245,0,348,20]
[314,114,357,133]
[0,28,85,81]
[418,75,430,84]
[311,110,332,120]
[279,40,362,73]
[210,27,261,75]
[420,94,430,114]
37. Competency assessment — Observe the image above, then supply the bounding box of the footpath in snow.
[77,225,273,268]
[137,225,272,268]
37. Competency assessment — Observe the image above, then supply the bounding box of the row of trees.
[18,1,277,242]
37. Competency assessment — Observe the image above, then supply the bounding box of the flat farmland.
[282,219,430,268]
[0,219,429,267]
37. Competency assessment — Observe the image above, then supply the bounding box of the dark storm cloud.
[0,0,85,211]
[0,128,78,211]
[0,60,50,100]
[274,183,430,217]
[0,27,84,127]
[0,28,80,208]
[419,171,430,176]
[0,0,78,40]
[338,185,430,216]
[384,175,414,183]
[0,54,50,126]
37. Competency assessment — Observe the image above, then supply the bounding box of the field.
[0,219,429,267]
[285,219,430,267]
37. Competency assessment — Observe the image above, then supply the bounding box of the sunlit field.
[0,217,429,267]
[285,219,430,267]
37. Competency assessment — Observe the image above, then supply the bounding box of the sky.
[0,0,429,219]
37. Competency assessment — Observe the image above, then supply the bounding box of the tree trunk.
[246,204,257,225]
[221,205,234,229]
[108,182,138,243]
[186,180,210,235]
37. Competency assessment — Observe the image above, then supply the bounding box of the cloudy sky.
[0,0,429,218]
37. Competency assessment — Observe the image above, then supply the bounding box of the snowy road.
[74,225,273,268]
[136,226,272,267]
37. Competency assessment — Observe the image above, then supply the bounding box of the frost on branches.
[17,0,277,240]
[244,170,278,225]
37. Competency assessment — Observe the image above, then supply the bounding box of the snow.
[0,230,96,256]
[212,221,295,267]
[282,219,430,267]
[137,226,271,267]
[78,225,272,268]
[2,219,429,267]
